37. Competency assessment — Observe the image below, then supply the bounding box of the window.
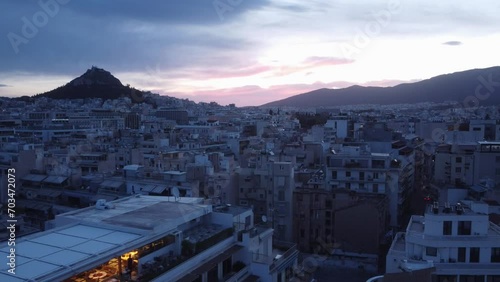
[496,156,500,163]
[455,167,462,173]
[278,191,285,201]
[325,219,331,225]
[277,177,285,186]
[346,171,351,177]
[460,275,485,282]
[331,170,337,179]
[458,247,466,262]
[443,221,452,235]
[325,200,332,209]
[359,172,364,180]
[487,275,500,282]
[373,184,379,193]
[300,229,305,238]
[492,248,500,263]
[456,157,462,163]
[437,275,457,282]
[325,211,331,218]
[426,247,437,257]
[458,221,472,235]
[470,247,480,263]
[373,172,379,179]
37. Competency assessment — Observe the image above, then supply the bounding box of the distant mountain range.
[33,66,149,102]
[263,66,500,107]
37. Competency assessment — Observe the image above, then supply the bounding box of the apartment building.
[238,154,295,242]
[325,142,414,227]
[0,196,298,282]
[385,201,500,282]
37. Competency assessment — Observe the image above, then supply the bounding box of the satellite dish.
[262,215,267,223]
[172,187,180,201]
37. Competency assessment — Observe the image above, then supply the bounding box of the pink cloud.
[178,64,273,80]
[271,56,354,77]
[164,56,354,81]
[162,78,420,107]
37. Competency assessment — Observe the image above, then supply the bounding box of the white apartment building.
[386,201,500,282]
[0,196,298,282]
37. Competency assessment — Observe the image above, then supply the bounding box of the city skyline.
[1,0,500,106]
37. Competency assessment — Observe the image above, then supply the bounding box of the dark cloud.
[442,41,462,46]
[0,84,9,87]
[0,0,269,75]
[64,0,270,24]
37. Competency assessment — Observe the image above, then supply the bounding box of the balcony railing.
[224,265,250,282]
[140,228,234,281]
[270,243,298,272]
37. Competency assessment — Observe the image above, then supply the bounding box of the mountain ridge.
[262,66,500,107]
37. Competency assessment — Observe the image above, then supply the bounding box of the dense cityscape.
[0,65,499,281]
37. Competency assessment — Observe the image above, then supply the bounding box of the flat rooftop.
[0,223,145,282]
[1,196,217,281]
[213,205,252,216]
[56,195,211,232]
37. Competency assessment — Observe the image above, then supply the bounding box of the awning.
[150,186,167,194]
[138,184,157,193]
[470,185,488,193]
[20,200,51,212]
[22,174,47,182]
[43,176,68,185]
[100,180,124,189]
[36,190,62,198]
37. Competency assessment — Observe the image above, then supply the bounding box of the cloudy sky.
[1,0,500,106]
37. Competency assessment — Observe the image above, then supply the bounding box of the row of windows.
[331,171,381,179]
[443,221,471,235]
[426,247,500,263]
[435,274,500,282]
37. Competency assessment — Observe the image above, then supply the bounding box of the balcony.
[344,162,361,168]
[139,227,234,281]
[252,241,299,273]
[270,242,299,273]
[224,265,250,282]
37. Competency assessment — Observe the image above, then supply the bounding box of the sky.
[1,0,500,107]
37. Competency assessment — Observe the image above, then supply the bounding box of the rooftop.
[213,204,252,216]
[56,196,210,232]
[0,223,144,282]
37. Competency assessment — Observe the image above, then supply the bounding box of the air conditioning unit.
[95,199,115,210]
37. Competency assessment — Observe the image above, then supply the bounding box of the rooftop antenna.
[172,187,180,202]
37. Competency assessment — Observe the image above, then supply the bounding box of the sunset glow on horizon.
[1,0,500,106]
